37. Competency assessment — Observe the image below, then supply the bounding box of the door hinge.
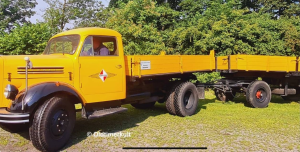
[80,83,82,88]
[79,64,81,69]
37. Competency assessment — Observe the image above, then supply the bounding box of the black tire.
[165,82,182,115]
[0,123,29,133]
[214,89,236,102]
[174,82,199,117]
[29,95,76,152]
[131,101,156,109]
[246,80,271,108]
[281,94,300,101]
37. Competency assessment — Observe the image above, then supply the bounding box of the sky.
[30,0,110,28]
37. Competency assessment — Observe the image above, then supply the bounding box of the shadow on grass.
[195,98,216,113]
[0,98,213,151]
[0,123,30,141]
[270,95,299,103]
[62,99,214,150]
[225,93,298,107]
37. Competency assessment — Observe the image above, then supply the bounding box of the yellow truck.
[0,27,299,151]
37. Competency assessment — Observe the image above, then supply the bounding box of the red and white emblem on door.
[99,69,108,82]
[89,70,116,81]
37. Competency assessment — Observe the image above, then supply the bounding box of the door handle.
[116,65,122,69]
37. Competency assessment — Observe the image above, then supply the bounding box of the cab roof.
[51,27,122,39]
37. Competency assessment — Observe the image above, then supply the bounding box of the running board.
[83,107,128,119]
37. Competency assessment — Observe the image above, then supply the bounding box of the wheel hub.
[51,110,69,136]
[183,90,194,109]
[256,91,262,99]
[255,88,266,103]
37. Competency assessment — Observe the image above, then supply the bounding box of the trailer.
[209,54,300,107]
[0,27,298,151]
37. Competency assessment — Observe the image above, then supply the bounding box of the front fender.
[8,82,84,114]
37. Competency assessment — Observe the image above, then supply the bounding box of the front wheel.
[246,81,271,108]
[29,95,76,152]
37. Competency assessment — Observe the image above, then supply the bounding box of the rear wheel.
[131,101,156,109]
[246,81,271,108]
[165,82,182,115]
[29,95,76,152]
[174,82,199,117]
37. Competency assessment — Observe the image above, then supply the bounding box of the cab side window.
[80,36,93,56]
[80,36,118,56]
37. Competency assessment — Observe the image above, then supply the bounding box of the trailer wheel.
[131,101,156,109]
[246,81,271,108]
[214,89,236,102]
[29,95,76,152]
[165,82,182,115]
[174,82,199,117]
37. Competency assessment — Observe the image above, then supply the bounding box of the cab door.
[79,36,125,103]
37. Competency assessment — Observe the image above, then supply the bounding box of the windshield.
[43,35,80,55]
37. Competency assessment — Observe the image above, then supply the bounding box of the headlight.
[4,84,19,100]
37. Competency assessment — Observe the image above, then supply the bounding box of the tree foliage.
[106,0,179,55]
[168,1,300,56]
[246,0,300,17]
[192,72,222,83]
[0,23,54,55]
[1,0,299,57]
[105,0,300,56]
[0,0,37,31]
[43,0,106,31]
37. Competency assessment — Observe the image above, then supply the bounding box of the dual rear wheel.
[166,82,199,117]
[131,82,200,117]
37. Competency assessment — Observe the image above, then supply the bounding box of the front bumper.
[0,108,29,124]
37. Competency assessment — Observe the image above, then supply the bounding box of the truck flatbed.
[216,54,299,73]
[125,51,215,78]
[125,52,299,79]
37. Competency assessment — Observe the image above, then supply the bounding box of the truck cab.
[0,28,127,111]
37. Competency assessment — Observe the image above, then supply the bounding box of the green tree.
[75,2,110,28]
[109,0,129,8]
[260,0,300,17]
[106,0,179,55]
[109,0,182,10]
[0,0,37,31]
[167,0,300,56]
[0,23,54,55]
[43,0,106,31]
[240,0,300,17]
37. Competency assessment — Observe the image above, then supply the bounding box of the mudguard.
[9,82,83,114]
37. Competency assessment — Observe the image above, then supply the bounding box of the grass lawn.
[0,90,299,151]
